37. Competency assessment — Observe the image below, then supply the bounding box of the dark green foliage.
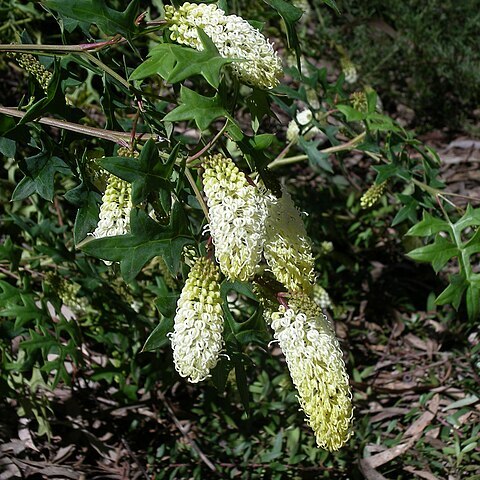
[311,0,480,130]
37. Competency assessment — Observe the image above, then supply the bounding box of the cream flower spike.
[92,174,132,239]
[202,154,268,282]
[164,2,283,89]
[271,293,353,451]
[169,256,224,383]
[263,187,315,293]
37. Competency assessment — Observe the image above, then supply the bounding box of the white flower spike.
[165,2,283,89]
[264,188,316,293]
[203,154,268,282]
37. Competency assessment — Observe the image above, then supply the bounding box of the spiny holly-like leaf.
[99,139,176,205]
[131,29,234,88]
[44,0,140,38]
[454,204,480,232]
[80,203,194,283]
[392,195,418,226]
[0,281,48,330]
[12,152,69,202]
[406,211,450,237]
[163,86,228,131]
[435,274,467,310]
[298,137,333,173]
[407,234,458,272]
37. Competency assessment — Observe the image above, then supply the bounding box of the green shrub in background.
[308,0,480,131]
[0,0,479,478]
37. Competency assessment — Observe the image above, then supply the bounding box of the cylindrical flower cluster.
[202,154,268,282]
[92,174,132,239]
[360,181,387,209]
[164,2,283,89]
[169,256,224,383]
[264,188,315,293]
[9,53,52,93]
[271,294,353,451]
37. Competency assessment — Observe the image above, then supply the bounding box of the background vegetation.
[0,1,479,479]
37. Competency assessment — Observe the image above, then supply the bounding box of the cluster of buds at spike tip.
[202,154,268,282]
[360,181,387,209]
[169,256,224,383]
[350,91,368,113]
[164,2,283,89]
[263,187,316,294]
[313,284,333,310]
[8,52,52,93]
[45,272,88,314]
[270,293,353,451]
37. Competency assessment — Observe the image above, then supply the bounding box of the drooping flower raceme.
[164,2,283,89]
[271,294,353,451]
[203,154,268,282]
[92,174,132,239]
[169,257,224,383]
[263,188,315,293]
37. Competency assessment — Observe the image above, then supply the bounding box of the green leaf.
[321,0,341,14]
[264,0,302,54]
[435,274,467,310]
[392,195,418,226]
[336,105,366,122]
[12,152,69,202]
[298,137,333,173]
[80,203,194,283]
[100,139,176,205]
[155,293,179,318]
[233,352,250,414]
[163,87,228,131]
[142,317,174,351]
[372,163,401,183]
[0,137,16,157]
[131,29,234,88]
[246,88,273,132]
[407,234,458,272]
[406,211,450,237]
[44,0,140,38]
[21,330,57,353]
[65,183,101,244]
[466,280,480,322]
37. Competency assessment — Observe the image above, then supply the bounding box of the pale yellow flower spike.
[165,2,283,89]
[169,256,224,383]
[271,293,353,451]
[264,188,316,293]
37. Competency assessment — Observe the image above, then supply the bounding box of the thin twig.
[0,37,126,53]
[158,391,217,472]
[268,131,366,169]
[121,437,150,480]
[187,121,229,164]
[0,106,164,145]
[185,167,210,222]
